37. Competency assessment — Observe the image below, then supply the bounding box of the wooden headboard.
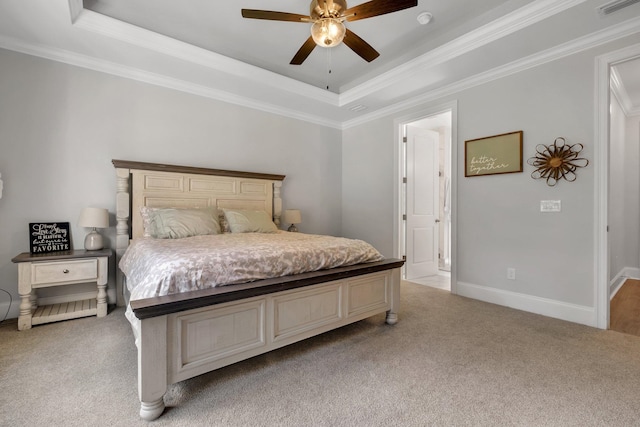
[112,160,285,306]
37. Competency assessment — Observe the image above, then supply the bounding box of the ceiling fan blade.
[290,37,317,65]
[241,9,309,22]
[343,29,379,62]
[345,0,417,22]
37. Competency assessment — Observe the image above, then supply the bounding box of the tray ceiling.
[0,0,639,127]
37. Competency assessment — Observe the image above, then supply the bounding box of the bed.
[113,160,403,421]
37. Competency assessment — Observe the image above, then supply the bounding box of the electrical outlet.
[507,268,516,280]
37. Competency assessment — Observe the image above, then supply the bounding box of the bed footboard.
[136,266,401,420]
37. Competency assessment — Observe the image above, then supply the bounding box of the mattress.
[119,231,384,301]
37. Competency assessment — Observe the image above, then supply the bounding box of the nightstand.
[11,249,112,331]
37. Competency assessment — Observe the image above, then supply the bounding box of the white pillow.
[222,209,278,233]
[140,207,221,239]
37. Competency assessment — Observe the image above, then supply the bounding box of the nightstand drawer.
[31,259,98,286]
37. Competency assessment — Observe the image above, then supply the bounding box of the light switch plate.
[540,200,561,212]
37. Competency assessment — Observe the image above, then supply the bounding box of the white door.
[405,126,440,280]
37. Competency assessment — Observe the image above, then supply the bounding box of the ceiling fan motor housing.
[310,0,347,19]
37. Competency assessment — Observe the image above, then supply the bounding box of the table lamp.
[78,207,109,250]
[283,209,302,232]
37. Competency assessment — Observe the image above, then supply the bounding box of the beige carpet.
[2,281,640,427]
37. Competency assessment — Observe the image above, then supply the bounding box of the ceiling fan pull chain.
[326,47,332,90]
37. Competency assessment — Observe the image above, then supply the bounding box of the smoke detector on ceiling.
[417,12,433,25]
[597,0,640,16]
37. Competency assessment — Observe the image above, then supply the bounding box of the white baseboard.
[457,281,596,327]
[609,267,640,299]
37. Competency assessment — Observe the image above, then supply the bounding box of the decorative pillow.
[140,206,159,237]
[217,209,231,233]
[140,207,221,239]
[222,209,278,233]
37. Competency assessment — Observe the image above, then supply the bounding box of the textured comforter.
[120,231,384,301]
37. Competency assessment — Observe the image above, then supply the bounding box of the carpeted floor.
[1,281,640,426]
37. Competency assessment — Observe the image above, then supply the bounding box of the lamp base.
[84,229,104,250]
[287,224,298,232]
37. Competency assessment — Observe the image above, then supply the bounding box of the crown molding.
[70,0,586,110]
[343,15,640,129]
[2,0,637,129]
[0,34,343,129]
[71,7,340,107]
[338,0,589,106]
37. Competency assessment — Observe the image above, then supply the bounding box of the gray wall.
[0,49,342,319]
[342,36,640,325]
[4,35,640,326]
[626,115,640,269]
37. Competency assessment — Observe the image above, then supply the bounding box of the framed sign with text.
[465,131,523,177]
[29,222,71,254]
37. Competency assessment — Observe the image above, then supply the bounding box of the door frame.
[595,43,640,329]
[393,101,458,293]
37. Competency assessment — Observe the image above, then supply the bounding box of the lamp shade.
[78,207,109,229]
[283,209,302,225]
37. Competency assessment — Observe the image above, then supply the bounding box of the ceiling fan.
[241,0,418,65]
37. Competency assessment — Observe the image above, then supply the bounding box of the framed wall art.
[465,131,523,177]
[29,222,71,254]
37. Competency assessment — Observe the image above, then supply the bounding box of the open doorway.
[608,55,640,335]
[398,109,453,291]
[595,44,640,329]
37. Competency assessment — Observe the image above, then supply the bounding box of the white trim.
[0,3,635,128]
[457,282,596,327]
[450,105,458,295]
[595,49,611,330]
[628,267,640,279]
[72,8,339,107]
[70,0,586,109]
[610,267,640,299]
[344,14,640,129]
[610,268,628,299]
[0,35,343,130]
[595,42,640,330]
[340,0,589,105]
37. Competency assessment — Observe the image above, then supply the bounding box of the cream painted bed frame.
[113,160,402,421]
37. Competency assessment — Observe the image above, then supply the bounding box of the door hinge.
[403,177,407,184]
[403,136,407,143]
[402,214,407,221]
[402,255,406,261]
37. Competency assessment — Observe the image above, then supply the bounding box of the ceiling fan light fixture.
[311,18,346,47]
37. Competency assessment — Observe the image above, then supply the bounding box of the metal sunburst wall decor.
[527,137,589,186]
